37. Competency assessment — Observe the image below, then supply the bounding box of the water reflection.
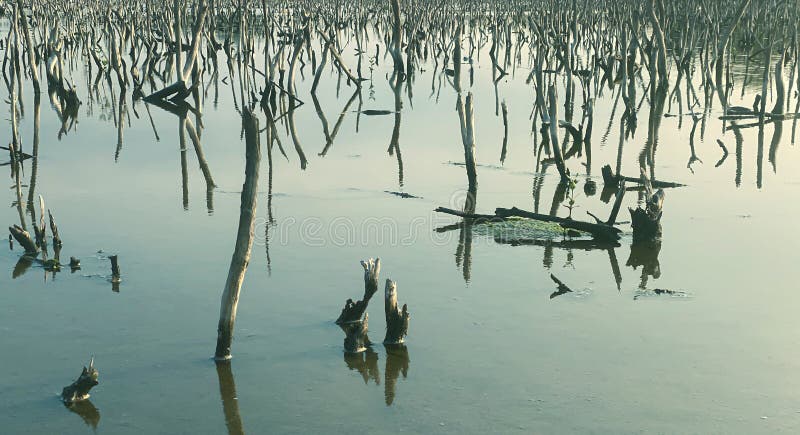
[384,344,410,406]
[65,399,100,430]
[627,240,662,290]
[342,345,411,406]
[215,361,245,435]
[344,347,380,385]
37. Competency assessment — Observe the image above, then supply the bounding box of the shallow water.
[2,26,800,434]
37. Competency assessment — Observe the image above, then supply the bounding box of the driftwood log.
[495,207,621,241]
[383,279,409,345]
[61,358,99,404]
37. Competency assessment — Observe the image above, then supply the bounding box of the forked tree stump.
[61,358,99,404]
[336,258,381,353]
[383,279,409,344]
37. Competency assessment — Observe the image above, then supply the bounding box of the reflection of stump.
[65,400,100,429]
[340,313,371,353]
[384,344,409,406]
[630,189,665,242]
[344,347,380,384]
[215,361,245,435]
[627,239,662,288]
[61,359,99,404]
[383,280,409,344]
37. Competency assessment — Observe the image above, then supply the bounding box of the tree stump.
[630,189,665,242]
[340,313,371,354]
[336,258,380,324]
[61,359,99,404]
[336,259,381,353]
[383,279,409,344]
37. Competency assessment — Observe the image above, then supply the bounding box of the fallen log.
[601,164,684,189]
[495,207,621,241]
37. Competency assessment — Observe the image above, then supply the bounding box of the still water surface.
[1,27,800,434]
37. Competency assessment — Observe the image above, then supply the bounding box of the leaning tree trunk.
[215,108,261,361]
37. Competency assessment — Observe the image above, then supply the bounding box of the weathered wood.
[61,358,99,404]
[547,86,569,182]
[456,93,478,191]
[48,210,62,248]
[495,207,621,241]
[336,258,381,324]
[601,164,684,188]
[9,225,38,255]
[607,181,626,225]
[109,255,121,282]
[340,313,371,353]
[383,279,409,345]
[215,108,261,361]
[630,187,666,242]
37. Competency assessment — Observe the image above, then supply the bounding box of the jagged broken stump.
[61,359,99,404]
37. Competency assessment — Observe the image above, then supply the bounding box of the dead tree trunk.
[215,108,261,361]
[383,279,409,345]
[456,93,477,191]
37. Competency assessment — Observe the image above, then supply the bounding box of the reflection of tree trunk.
[287,99,308,169]
[388,78,404,187]
[215,109,261,361]
[215,361,245,435]
[768,119,783,173]
[384,344,409,406]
